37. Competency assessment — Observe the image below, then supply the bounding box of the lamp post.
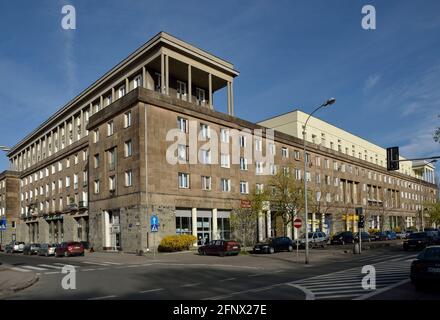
[303,98,336,264]
[419,159,437,231]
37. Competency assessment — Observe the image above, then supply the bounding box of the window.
[125,170,133,187]
[58,178,62,190]
[305,171,311,182]
[240,157,248,171]
[107,148,116,171]
[66,158,70,168]
[177,80,187,101]
[177,117,188,133]
[74,154,78,165]
[58,161,63,171]
[256,183,264,194]
[118,85,126,98]
[220,128,230,143]
[200,149,211,164]
[93,154,100,168]
[220,153,230,168]
[65,176,71,188]
[178,173,190,189]
[133,74,142,89]
[155,73,161,92]
[255,138,262,151]
[124,111,132,128]
[109,176,116,191]
[221,178,231,192]
[200,123,210,139]
[256,161,264,174]
[316,173,321,184]
[195,87,206,106]
[124,140,132,157]
[269,143,276,155]
[282,147,288,158]
[201,176,211,191]
[73,174,78,189]
[239,135,247,148]
[295,169,301,180]
[240,181,249,194]
[178,144,188,162]
[105,93,112,106]
[94,180,100,194]
[294,150,300,160]
[316,156,321,166]
[93,129,100,143]
[107,121,114,136]
[269,164,276,175]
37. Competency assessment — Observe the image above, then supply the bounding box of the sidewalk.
[0,265,39,298]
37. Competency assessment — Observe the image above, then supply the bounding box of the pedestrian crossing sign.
[0,219,6,231]
[150,215,159,232]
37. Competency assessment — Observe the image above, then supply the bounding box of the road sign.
[0,219,6,231]
[150,215,159,232]
[240,199,251,208]
[293,218,302,229]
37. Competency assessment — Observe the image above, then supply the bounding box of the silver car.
[5,241,25,253]
[38,243,57,256]
[299,232,328,248]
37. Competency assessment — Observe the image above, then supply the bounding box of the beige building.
[1,32,438,251]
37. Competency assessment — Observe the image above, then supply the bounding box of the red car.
[55,242,85,257]
[198,240,240,256]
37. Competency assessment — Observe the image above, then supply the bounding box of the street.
[1,243,438,300]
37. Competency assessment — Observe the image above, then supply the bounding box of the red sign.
[240,200,251,208]
[293,218,302,229]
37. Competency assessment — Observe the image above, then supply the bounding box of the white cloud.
[363,74,381,92]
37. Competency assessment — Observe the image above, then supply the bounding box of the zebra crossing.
[291,254,417,300]
[9,260,125,274]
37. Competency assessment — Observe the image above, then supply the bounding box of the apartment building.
[1,32,438,251]
[0,171,20,245]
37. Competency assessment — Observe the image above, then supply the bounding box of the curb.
[0,273,39,298]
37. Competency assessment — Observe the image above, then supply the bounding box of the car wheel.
[321,242,326,248]
[269,247,275,254]
[45,252,49,257]
[341,240,345,245]
[80,252,85,257]
[288,245,293,252]
[219,251,226,257]
[64,251,69,257]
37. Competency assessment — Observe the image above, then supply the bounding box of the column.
[103,211,110,248]
[80,109,84,139]
[187,64,192,103]
[227,82,231,115]
[111,87,115,103]
[227,81,234,116]
[125,78,130,92]
[208,73,213,109]
[312,212,316,232]
[258,211,264,241]
[160,54,165,93]
[230,81,234,116]
[266,210,271,238]
[165,55,169,95]
[212,208,218,239]
[192,208,197,246]
[142,66,146,88]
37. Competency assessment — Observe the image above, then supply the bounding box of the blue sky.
[0,0,439,175]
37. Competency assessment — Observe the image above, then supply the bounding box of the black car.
[354,231,371,242]
[23,243,41,255]
[403,232,435,251]
[330,231,354,245]
[253,237,294,254]
[411,246,440,290]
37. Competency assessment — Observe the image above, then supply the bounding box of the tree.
[230,188,268,248]
[308,182,337,234]
[434,115,440,143]
[267,165,306,237]
[425,200,440,227]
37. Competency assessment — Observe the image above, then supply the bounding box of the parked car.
[4,241,25,253]
[330,231,354,245]
[410,246,440,290]
[299,232,327,248]
[253,237,294,254]
[385,230,397,240]
[372,231,388,241]
[23,243,41,255]
[38,243,57,256]
[198,240,240,256]
[354,231,371,242]
[396,231,407,239]
[80,241,90,250]
[55,241,85,257]
[403,232,435,251]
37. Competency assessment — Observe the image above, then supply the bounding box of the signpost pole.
[293,218,302,264]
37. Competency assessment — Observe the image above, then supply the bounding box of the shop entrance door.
[197,217,211,245]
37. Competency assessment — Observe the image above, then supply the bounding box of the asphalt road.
[1,245,438,300]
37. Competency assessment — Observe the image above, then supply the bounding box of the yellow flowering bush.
[158,234,197,252]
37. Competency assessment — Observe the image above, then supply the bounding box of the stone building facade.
[1,32,438,251]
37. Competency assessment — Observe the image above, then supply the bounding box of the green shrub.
[157,234,197,252]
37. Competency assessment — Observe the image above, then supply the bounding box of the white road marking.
[286,283,315,300]
[354,279,411,300]
[44,271,60,275]
[103,261,122,265]
[21,265,48,271]
[219,278,236,282]
[181,283,200,287]
[82,261,109,266]
[82,268,96,271]
[53,263,80,268]
[88,295,117,300]
[10,267,31,272]
[38,264,64,269]
[248,274,264,277]
[139,288,164,293]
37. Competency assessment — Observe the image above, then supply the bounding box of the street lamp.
[0,146,10,152]
[302,98,336,264]
[419,159,437,231]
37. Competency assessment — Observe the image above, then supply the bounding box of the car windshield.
[261,238,273,244]
[421,247,440,260]
[409,233,426,239]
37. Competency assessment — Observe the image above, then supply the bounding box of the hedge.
[157,234,197,252]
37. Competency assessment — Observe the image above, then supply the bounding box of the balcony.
[78,201,88,210]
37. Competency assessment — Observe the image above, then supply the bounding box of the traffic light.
[358,215,365,229]
[386,147,400,171]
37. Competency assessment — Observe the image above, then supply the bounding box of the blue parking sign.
[150,215,159,232]
[0,219,6,231]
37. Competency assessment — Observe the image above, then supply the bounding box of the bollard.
[353,243,360,254]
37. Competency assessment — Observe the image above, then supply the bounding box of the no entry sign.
[293,218,302,229]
